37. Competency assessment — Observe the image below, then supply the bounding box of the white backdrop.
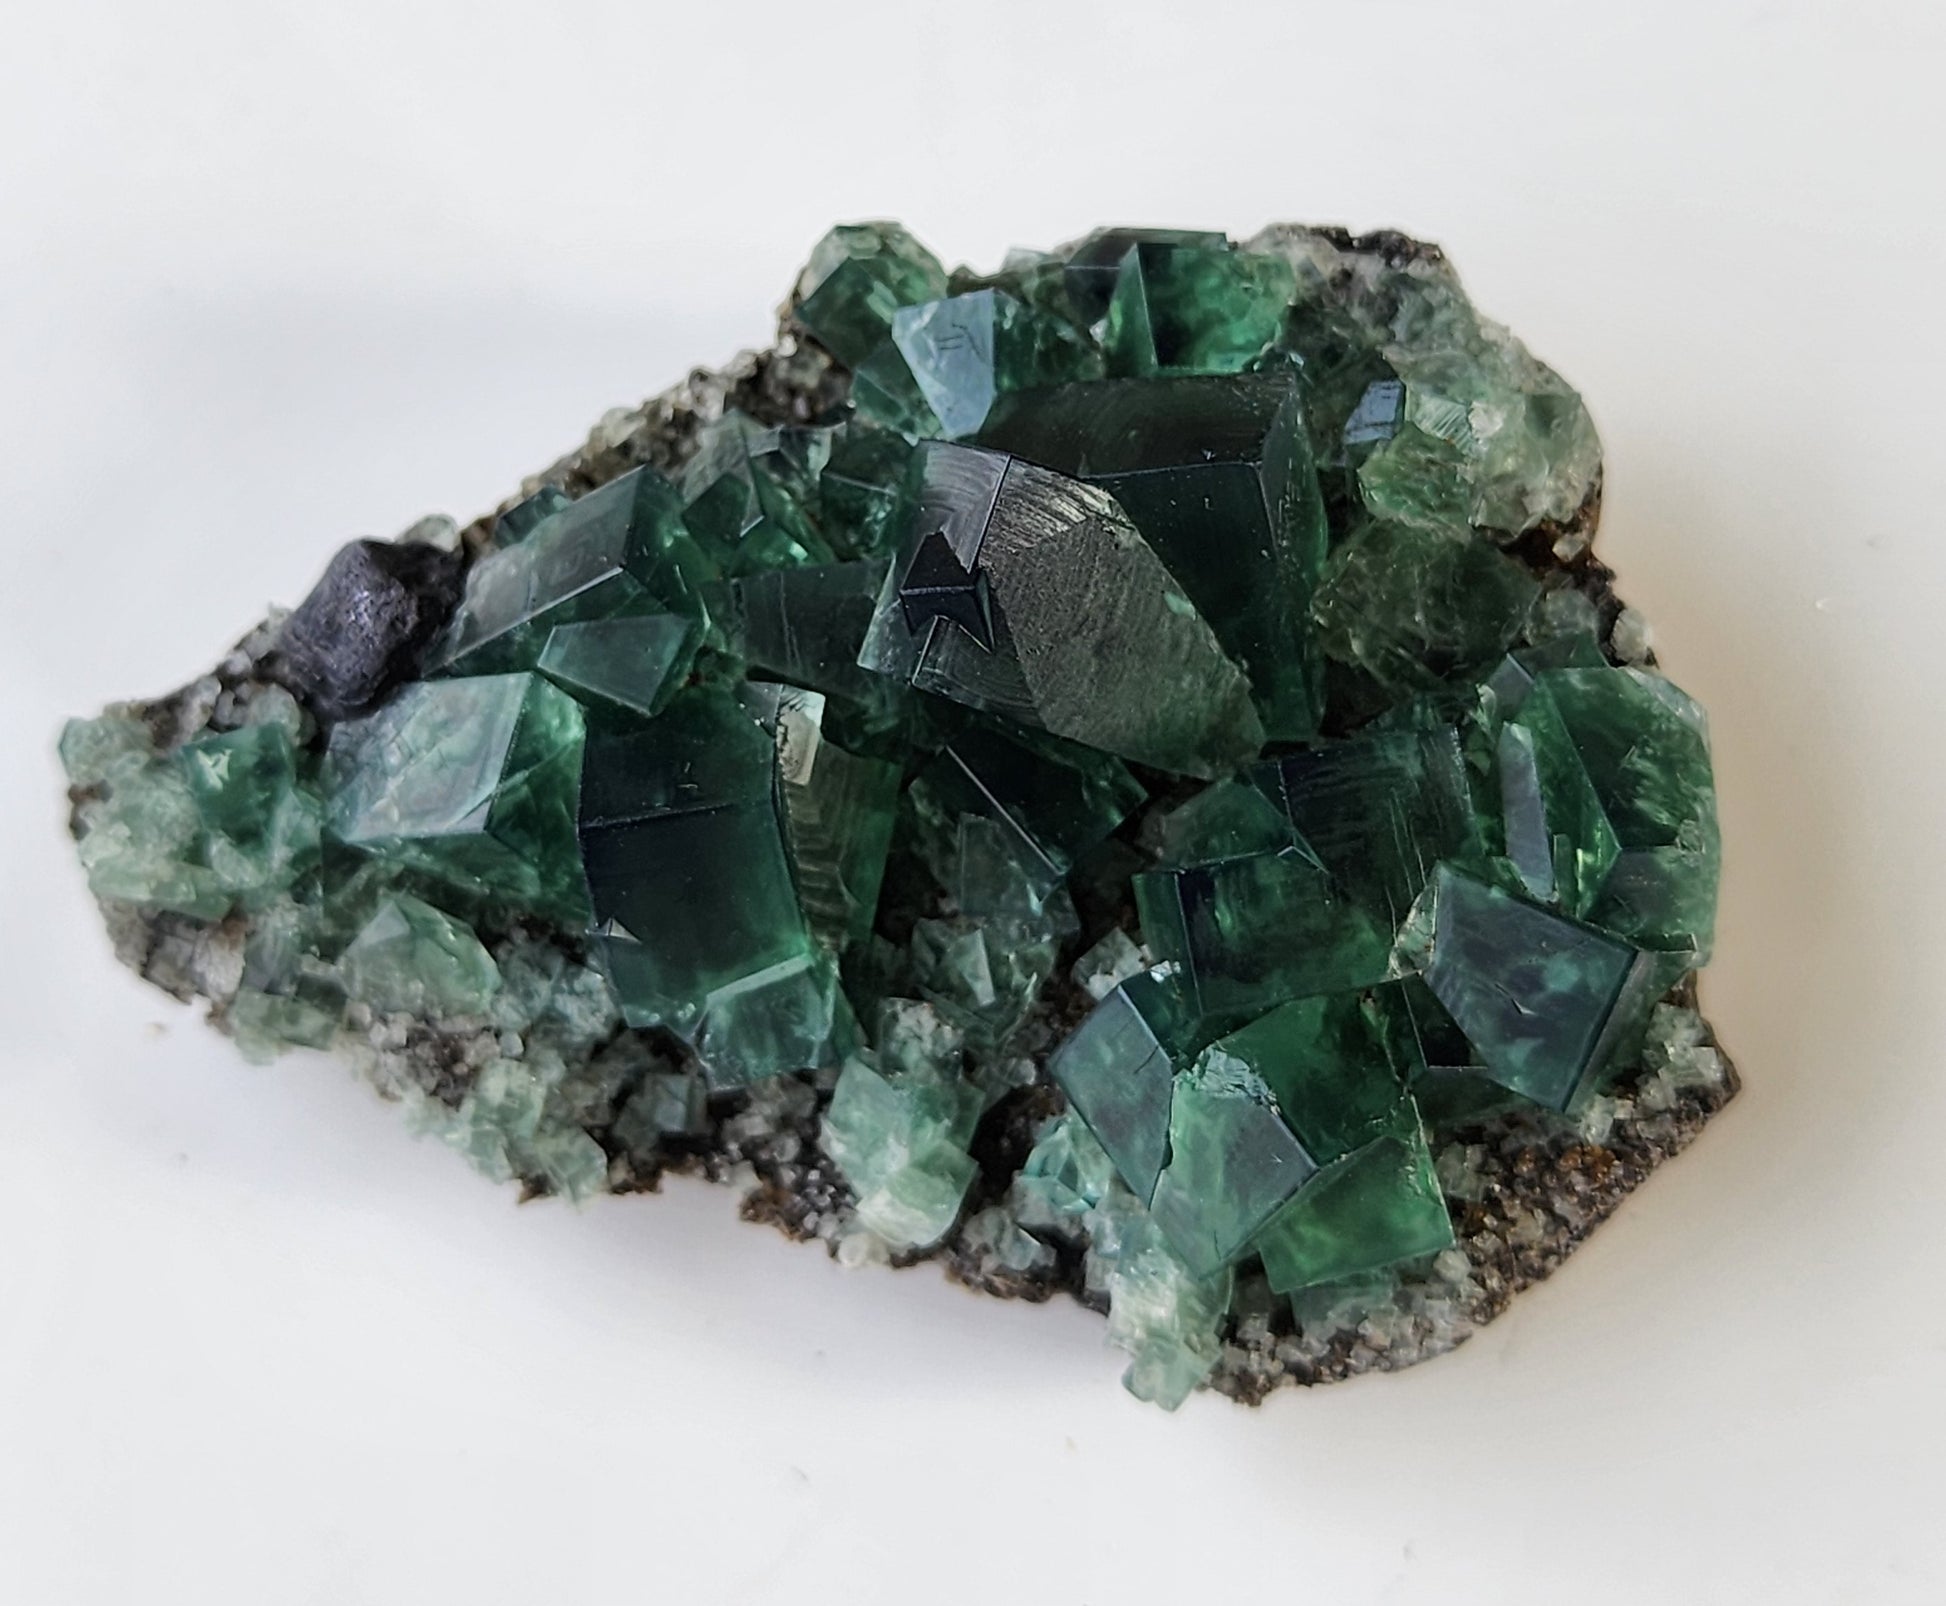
[2,4,1942,1602]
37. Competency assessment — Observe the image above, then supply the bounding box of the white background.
[2,3,1942,1602]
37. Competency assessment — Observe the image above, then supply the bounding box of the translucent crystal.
[1505,665,1721,965]
[1405,863,1656,1111]
[980,372,1328,740]
[340,894,501,1017]
[889,288,1103,437]
[1100,239,1295,376]
[857,443,1264,777]
[792,222,949,368]
[327,672,588,925]
[535,612,698,718]
[1050,965,1204,1206]
[1313,518,1538,698]
[64,218,1731,1412]
[679,412,834,575]
[431,468,714,675]
[821,1002,980,1249]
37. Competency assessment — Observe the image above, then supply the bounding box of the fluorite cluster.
[63,222,1735,1407]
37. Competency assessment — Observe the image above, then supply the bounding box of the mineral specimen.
[63,220,1735,1410]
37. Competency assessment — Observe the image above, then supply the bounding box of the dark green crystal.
[1406,863,1656,1111]
[1313,518,1539,697]
[66,219,1728,1412]
[857,442,1264,776]
[910,721,1144,909]
[1100,239,1296,376]
[980,371,1327,740]
[432,468,714,676]
[1503,665,1720,965]
[575,687,844,1083]
[792,222,949,368]
[1253,1118,1450,1294]
[889,288,1103,438]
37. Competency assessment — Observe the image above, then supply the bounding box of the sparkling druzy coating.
[64,220,1731,1411]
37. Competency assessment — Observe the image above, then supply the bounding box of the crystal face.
[63,220,1734,1411]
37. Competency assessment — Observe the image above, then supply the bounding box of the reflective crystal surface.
[64,219,1731,1411]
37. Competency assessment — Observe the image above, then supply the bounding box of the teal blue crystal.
[535,612,698,718]
[889,288,1104,438]
[1049,965,1204,1205]
[494,485,571,545]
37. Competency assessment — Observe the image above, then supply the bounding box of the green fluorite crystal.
[327,672,588,925]
[432,467,714,675]
[680,413,834,575]
[1101,238,1296,376]
[65,716,323,919]
[65,219,1731,1412]
[979,372,1328,740]
[887,288,1103,438]
[575,685,864,1086]
[340,894,501,1017]
[857,442,1264,777]
[535,612,698,718]
[792,222,949,369]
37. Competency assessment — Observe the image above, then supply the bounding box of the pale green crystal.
[340,894,500,1017]
[821,1001,980,1249]
[65,219,1729,1413]
[64,718,323,919]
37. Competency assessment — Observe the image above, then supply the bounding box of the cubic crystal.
[64,218,1732,1413]
[980,371,1328,740]
[858,442,1264,776]
[326,672,588,925]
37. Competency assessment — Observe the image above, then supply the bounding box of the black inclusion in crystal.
[898,526,995,650]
